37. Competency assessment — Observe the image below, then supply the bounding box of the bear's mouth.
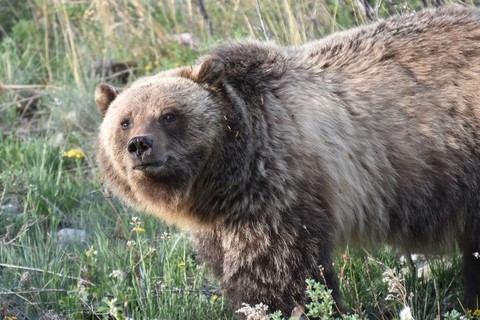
[132,161,164,171]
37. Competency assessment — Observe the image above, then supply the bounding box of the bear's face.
[95,58,226,225]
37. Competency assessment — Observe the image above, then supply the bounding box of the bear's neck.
[189,78,298,227]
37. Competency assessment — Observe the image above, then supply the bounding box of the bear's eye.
[120,119,131,130]
[162,113,176,123]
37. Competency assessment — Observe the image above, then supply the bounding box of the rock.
[57,228,86,246]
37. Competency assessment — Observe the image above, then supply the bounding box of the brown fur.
[96,6,480,316]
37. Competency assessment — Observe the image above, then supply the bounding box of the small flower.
[178,261,186,268]
[132,226,145,233]
[471,309,480,317]
[382,268,407,304]
[160,232,171,240]
[235,303,269,319]
[399,306,413,320]
[145,63,153,72]
[473,252,480,259]
[130,216,145,233]
[63,148,85,159]
[54,97,62,106]
[109,270,125,279]
[131,216,140,223]
[211,294,219,302]
[148,247,156,254]
[126,240,136,248]
[85,246,97,258]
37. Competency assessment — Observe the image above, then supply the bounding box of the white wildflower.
[399,306,413,320]
[236,303,270,320]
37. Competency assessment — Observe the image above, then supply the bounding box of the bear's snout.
[128,135,153,159]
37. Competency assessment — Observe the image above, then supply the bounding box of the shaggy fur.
[96,6,480,316]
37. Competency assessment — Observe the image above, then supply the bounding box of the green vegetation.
[0,0,478,319]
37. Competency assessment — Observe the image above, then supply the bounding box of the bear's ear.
[192,56,225,89]
[95,83,122,117]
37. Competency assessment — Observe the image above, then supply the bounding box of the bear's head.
[95,57,228,227]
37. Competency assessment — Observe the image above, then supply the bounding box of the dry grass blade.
[0,263,95,287]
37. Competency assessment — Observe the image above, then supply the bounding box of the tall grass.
[0,0,476,319]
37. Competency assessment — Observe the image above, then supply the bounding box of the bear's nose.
[128,136,153,158]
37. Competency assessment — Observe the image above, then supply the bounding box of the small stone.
[57,228,86,245]
[1,204,21,214]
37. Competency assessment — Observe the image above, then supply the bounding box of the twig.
[0,263,95,286]
[166,286,222,297]
[0,94,42,109]
[37,193,66,217]
[4,216,49,245]
[0,84,56,89]
[0,288,69,295]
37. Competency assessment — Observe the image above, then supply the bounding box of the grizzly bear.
[95,5,480,317]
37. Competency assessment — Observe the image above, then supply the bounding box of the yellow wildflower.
[145,63,153,72]
[178,261,186,268]
[130,216,144,233]
[63,148,85,159]
[132,226,145,233]
[473,309,480,317]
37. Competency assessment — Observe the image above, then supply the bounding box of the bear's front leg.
[220,222,339,318]
[191,227,225,278]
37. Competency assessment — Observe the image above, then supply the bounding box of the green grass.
[0,134,232,319]
[0,0,478,319]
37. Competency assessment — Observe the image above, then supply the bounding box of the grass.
[0,0,478,319]
[0,134,232,319]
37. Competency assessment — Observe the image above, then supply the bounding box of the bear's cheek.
[108,132,135,173]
